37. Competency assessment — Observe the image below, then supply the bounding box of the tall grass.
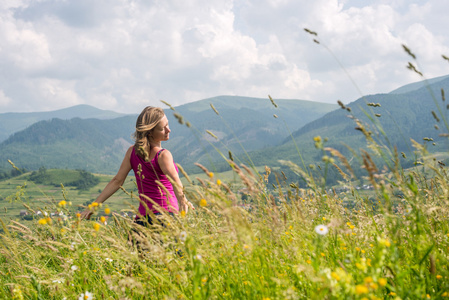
[1,120,449,299]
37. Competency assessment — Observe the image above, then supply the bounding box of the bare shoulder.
[159,149,173,161]
[126,146,134,156]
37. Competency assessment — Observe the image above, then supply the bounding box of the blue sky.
[0,0,448,113]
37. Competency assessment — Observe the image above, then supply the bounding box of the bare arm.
[158,150,194,213]
[80,146,133,219]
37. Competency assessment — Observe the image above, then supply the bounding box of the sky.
[0,0,448,114]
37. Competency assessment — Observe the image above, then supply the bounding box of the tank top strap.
[156,148,165,159]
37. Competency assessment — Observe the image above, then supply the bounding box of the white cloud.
[0,90,12,107]
[0,0,448,113]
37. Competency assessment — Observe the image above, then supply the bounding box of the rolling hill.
[0,104,127,142]
[244,75,449,184]
[0,96,337,174]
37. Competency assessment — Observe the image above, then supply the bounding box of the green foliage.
[27,168,99,190]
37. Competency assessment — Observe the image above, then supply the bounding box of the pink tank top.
[129,147,179,216]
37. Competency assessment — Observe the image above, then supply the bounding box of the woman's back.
[129,147,179,215]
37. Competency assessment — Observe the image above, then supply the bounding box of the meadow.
[1,122,448,300]
[1,50,449,299]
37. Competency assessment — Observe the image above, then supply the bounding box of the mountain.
[165,96,337,171]
[0,96,337,174]
[245,75,449,184]
[0,104,127,142]
[389,74,449,95]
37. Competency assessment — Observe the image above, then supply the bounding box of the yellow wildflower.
[104,208,111,214]
[92,202,99,207]
[208,172,214,178]
[355,285,368,294]
[199,198,207,207]
[38,218,47,225]
[331,272,340,281]
[58,200,67,207]
[364,277,373,283]
[378,278,387,286]
[100,216,106,223]
[216,179,222,186]
[436,275,442,279]
[93,223,100,231]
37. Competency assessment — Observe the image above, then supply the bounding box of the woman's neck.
[149,141,162,149]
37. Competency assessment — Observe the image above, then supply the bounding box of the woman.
[80,106,193,222]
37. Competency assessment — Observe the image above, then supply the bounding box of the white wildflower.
[78,291,93,300]
[315,224,329,235]
[71,265,79,271]
[194,254,202,260]
[179,231,187,242]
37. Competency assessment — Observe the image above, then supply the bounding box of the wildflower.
[38,218,47,225]
[180,231,187,242]
[355,285,369,294]
[436,275,443,279]
[364,277,373,283]
[76,213,81,218]
[331,272,340,281]
[208,172,214,178]
[104,208,111,214]
[315,224,329,235]
[58,200,67,207]
[78,291,93,300]
[92,202,99,207]
[313,136,322,142]
[105,258,113,262]
[217,179,222,186]
[100,216,106,224]
[199,198,207,207]
[180,210,186,218]
[93,223,100,231]
[194,254,202,260]
[306,260,312,264]
[71,265,79,271]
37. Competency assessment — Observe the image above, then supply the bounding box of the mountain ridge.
[0,96,337,174]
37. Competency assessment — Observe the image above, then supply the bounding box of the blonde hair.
[133,106,165,161]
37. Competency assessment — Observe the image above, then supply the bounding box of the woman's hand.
[180,199,195,214]
[80,209,93,220]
